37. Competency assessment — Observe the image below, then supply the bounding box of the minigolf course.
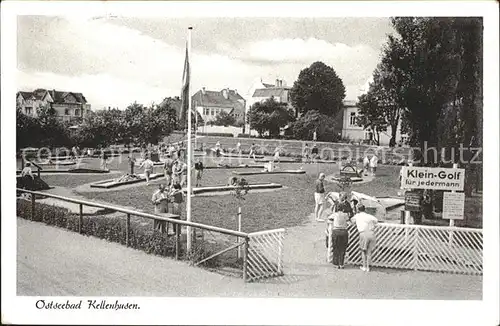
[232,170,306,176]
[90,173,165,189]
[184,183,283,195]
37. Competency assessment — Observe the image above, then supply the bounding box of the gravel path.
[17,218,481,299]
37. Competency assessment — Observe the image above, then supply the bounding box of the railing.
[16,188,285,282]
[327,222,482,275]
[246,229,285,282]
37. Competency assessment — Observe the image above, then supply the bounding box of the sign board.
[401,166,465,191]
[405,191,421,212]
[442,192,465,220]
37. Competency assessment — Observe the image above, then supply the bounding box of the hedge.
[196,132,235,137]
[16,199,228,269]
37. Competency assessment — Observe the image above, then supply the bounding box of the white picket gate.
[339,223,482,275]
[245,228,285,282]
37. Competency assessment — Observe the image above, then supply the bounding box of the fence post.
[126,213,131,247]
[327,221,333,263]
[78,204,83,234]
[243,237,249,282]
[175,222,181,260]
[448,163,458,247]
[237,207,242,259]
[31,193,35,221]
[413,227,419,271]
[278,232,284,275]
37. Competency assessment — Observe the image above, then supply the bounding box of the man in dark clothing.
[194,159,204,187]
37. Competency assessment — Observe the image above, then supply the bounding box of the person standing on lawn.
[370,153,378,176]
[236,141,242,156]
[303,143,311,164]
[351,204,378,272]
[139,156,155,185]
[179,160,188,187]
[248,143,257,159]
[101,151,109,170]
[172,160,181,186]
[170,183,185,218]
[314,173,327,222]
[273,145,281,163]
[128,155,136,175]
[163,154,174,187]
[311,144,319,163]
[194,158,204,187]
[363,155,370,175]
[152,184,169,233]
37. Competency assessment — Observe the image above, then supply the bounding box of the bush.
[16,199,244,270]
[196,132,234,137]
[17,199,177,258]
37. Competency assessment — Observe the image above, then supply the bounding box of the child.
[194,159,204,187]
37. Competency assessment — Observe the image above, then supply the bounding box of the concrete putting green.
[183,183,283,195]
[232,170,306,176]
[90,173,165,189]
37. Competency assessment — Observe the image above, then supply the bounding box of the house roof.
[262,83,275,88]
[18,89,88,104]
[192,89,244,108]
[48,90,87,104]
[18,91,34,100]
[252,87,290,98]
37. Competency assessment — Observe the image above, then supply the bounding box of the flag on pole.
[180,43,190,127]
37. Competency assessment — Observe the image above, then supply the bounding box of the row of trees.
[17,100,180,150]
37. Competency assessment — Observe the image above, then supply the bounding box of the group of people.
[302,143,319,163]
[314,173,379,272]
[151,183,185,234]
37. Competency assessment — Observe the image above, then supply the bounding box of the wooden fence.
[16,188,285,282]
[246,229,285,282]
[327,222,482,275]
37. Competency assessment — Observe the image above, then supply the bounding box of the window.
[65,108,70,115]
[75,109,80,116]
[25,107,33,115]
[349,112,357,126]
[203,108,209,116]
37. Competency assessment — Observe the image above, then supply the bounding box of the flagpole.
[186,26,193,253]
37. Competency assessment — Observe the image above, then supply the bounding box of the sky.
[17,16,394,110]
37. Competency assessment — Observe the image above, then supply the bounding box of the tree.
[210,111,236,127]
[290,61,346,118]
[383,17,482,196]
[247,98,294,138]
[16,104,41,150]
[146,103,177,145]
[291,110,340,142]
[36,104,71,147]
[356,93,388,146]
[123,102,146,145]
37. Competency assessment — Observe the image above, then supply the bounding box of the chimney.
[222,88,229,99]
[275,79,280,87]
[202,87,206,95]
